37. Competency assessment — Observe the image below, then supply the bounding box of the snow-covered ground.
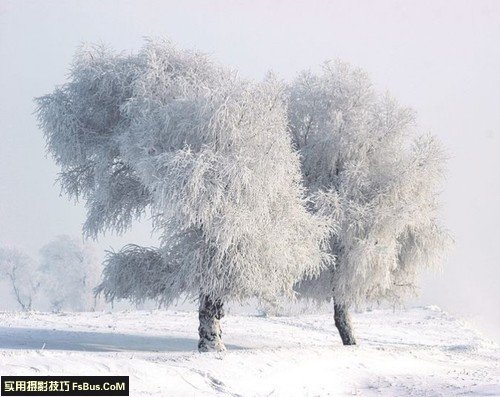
[0,306,498,396]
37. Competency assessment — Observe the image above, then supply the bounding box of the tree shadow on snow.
[0,327,245,352]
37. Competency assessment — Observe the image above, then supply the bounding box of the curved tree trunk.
[334,302,357,345]
[198,294,226,352]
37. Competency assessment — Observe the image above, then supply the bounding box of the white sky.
[0,0,499,340]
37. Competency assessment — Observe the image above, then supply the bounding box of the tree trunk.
[198,294,226,352]
[334,302,357,345]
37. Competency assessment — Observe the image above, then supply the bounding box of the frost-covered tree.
[288,61,450,345]
[0,247,40,311]
[36,40,330,351]
[38,235,101,311]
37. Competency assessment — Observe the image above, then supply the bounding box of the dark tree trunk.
[198,294,226,352]
[334,302,357,345]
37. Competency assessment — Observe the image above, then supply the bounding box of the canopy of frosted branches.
[37,40,330,305]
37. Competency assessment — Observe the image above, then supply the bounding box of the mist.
[0,0,499,341]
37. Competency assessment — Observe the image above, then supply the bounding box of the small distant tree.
[38,235,101,311]
[0,247,40,311]
[288,61,450,345]
[36,40,330,351]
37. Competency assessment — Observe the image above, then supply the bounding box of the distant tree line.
[0,235,101,312]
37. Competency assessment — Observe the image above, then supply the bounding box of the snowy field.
[0,306,498,396]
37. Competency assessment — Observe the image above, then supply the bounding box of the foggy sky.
[0,0,499,340]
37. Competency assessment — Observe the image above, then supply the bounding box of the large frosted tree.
[36,40,329,351]
[288,61,450,345]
